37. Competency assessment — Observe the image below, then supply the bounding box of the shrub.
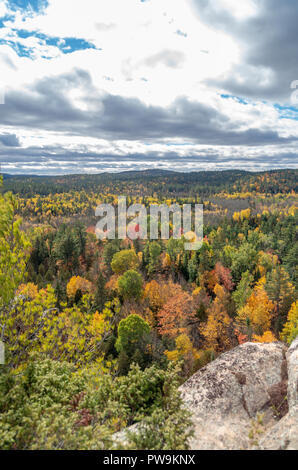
[0,359,191,450]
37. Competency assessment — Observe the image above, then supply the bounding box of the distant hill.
[1,168,297,196]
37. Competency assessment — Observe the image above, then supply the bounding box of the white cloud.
[0,0,297,173]
[207,0,258,20]
[1,0,240,105]
[0,1,8,18]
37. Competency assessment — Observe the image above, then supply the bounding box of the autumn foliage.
[236,277,274,336]
[158,285,197,338]
[0,170,297,450]
[66,276,92,299]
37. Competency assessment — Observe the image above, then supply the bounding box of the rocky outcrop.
[180,340,297,450]
[258,338,298,450]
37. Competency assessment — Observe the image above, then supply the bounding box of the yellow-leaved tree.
[201,284,232,352]
[236,277,274,337]
[2,281,119,369]
[253,331,277,343]
[165,333,200,377]
[281,301,298,345]
[165,334,198,362]
[0,176,31,341]
[66,276,92,299]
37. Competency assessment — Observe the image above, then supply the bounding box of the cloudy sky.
[0,0,297,174]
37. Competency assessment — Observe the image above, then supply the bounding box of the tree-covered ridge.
[2,169,298,197]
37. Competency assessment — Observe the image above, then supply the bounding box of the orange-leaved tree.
[158,285,196,338]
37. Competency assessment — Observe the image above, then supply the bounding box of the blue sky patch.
[220,94,248,105]
[8,0,49,13]
[0,16,12,27]
[0,38,33,57]
[0,27,99,58]
[274,104,298,120]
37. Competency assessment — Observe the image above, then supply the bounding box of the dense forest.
[0,169,297,450]
[3,169,297,197]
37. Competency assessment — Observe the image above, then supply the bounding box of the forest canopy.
[0,169,297,450]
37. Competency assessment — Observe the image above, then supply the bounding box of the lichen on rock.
[179,340,297,450]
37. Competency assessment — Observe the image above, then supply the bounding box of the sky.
[0,0,297,175]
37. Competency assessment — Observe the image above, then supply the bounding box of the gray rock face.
[286,337,298,410]
[179,341,298,450]
[258,337,298,450]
